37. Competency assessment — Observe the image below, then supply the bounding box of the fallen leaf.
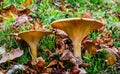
[6,64,25,74]
[30,18,44,31]
[47,60,57,67]
[54,29,73,53]
[14,14,31,27]
[69,66,80,74]
[0,44,6,55]
[22,0,32,7]
[97,18,106,33]
[56,38,66,53]
[31,57,45,66]
[106,47,120,59]
[36,57,46,69]
[42,68,52,73]
[0,5,17,20]
[54,29,68,36]
[82,40,100,55]
[0,5,30,22]
[97,48,117,66]
[17,8,30,16]
[54,3,66,12]
[45,48,52,56]
[47,60,65,73]
[60,50,83,65]
[0,48,23,64]
[0,71,4,74]
[0,70,7,74]
[79,67,87,74]
[10,26,19,33]
[106,53,116,66]
[93,30,113,48]
[82,11,93,18]
[69,66,87,74]
[0,0,3,3]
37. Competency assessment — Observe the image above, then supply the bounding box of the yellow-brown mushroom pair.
[18,18,103,60]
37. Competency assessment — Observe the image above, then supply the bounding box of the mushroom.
[18,30,51,59]
[51,18,103,59]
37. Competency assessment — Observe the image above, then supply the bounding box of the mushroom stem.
[73,41,82,59]
[30,45,37,58]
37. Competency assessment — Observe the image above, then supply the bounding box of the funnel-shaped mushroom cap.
[18,31,51,45]
[51,18,103,58]
[18,30,51,58]
[51,18,103,41]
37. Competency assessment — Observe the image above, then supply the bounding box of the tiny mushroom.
[51,18,103,59]
[18,30,51,59]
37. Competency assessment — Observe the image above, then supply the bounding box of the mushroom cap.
[18,30,52,45]
[51,18,103,30]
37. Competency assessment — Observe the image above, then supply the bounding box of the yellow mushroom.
[18,30,51,59]
[51,18,103,59]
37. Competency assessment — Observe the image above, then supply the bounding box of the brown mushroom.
[51,18,103,59]
[18,30,51,59]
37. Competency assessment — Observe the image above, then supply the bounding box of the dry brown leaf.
[97,18,106,33]
[45,48,52,56]
[30,18,44,31]
[0,0,3,3]
[69,66,87,74]
[54,3,66,12]
[0,71,4,74]
[14,14,31,27]
[17,8,30,16]
[54,29,73,53]
[98,47,117,66]
[93,30,113,48]
[106,52,116,65]
[0,5,17,20]
[0,44,6,55]
[58,5,66,12]
[42,68,52,73]
[31,57,45,66]
[10,26,19,33]
[55,29,68,36]
[60,50,83,65]
[56,38,66,53]
[0,5,30,23]
[47,59,65,69]
[69,66,80,74]
[25,57,46,73]
[0,5,17,15]
[47,60,57,67]
[0,48,23,64]
[6,64,25,74]
[82,40,100,55]
[36,57,46,69]
[106,47,120,59]
[47,59,65,73]
[0,70,7,74]
[22,0,32,7]
[82,11,93,18]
